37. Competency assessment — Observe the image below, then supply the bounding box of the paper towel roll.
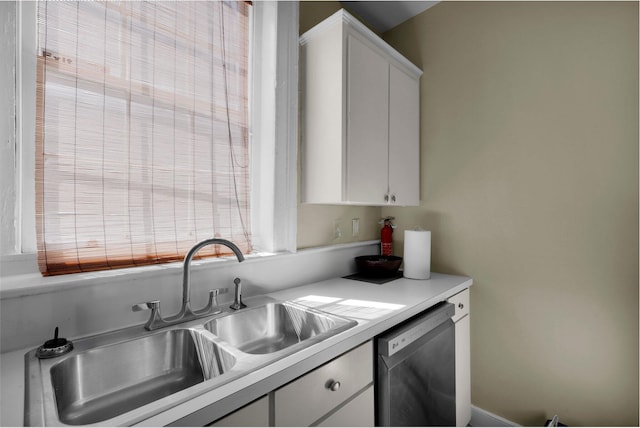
[403,230,431,280]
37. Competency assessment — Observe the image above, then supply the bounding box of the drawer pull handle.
[458,303,464,309]
[327,380,341,392]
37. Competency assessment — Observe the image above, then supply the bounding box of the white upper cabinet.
[300,9,422,206]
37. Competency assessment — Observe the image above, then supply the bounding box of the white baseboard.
[470,405,520,427]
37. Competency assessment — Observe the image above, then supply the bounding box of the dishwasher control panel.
[378,302,454,357]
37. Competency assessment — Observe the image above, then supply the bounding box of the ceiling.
[340,1,439,33]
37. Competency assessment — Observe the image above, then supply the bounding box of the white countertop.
[0,272,472,426]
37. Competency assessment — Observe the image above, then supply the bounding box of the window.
[35,1,253,275]
[2,1,297,282]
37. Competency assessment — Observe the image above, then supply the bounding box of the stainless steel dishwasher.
[376,302,456,426]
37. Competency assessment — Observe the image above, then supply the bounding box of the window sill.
[0,240,379,300]
[0,251,278,300]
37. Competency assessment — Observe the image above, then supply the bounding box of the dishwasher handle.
[377,302,455,357]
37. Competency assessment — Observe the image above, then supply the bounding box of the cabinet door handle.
[327,380,341,391]
[384,194,389,202]
[458,303,464,309]
[391,194,396,203]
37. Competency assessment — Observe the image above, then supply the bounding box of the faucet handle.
[193,288,229,316]
[209,288,229,308]
[132,301,163,330]
[132,300,160,312]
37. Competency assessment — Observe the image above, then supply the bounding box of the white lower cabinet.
[273,341,373,426]
[447,289,471,427]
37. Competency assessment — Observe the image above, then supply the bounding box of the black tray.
[343,271,403,285]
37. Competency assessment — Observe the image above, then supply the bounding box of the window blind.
[36,1,252,276]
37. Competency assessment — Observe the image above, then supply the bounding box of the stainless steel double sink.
[24,299,357,426]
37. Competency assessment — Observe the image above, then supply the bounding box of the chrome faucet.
[133,238,245,330]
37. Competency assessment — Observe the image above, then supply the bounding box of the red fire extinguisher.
[380,217,395,256]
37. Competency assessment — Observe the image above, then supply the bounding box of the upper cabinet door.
[388,64,420,206]
[346,34,390,204]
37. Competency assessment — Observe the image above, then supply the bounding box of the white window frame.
[16,0,37,256]
[250,1,299,254]
[1,0,298,279]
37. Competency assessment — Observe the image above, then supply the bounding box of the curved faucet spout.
[182,238,245,308]
[133,238,245,330]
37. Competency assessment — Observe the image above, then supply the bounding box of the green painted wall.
[382,2,638,425]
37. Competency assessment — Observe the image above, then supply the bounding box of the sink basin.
[49,328,235,425]
[25,299,356,426]
[204,302,356,354]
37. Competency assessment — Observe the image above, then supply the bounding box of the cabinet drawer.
[274,341,373,426]
[448,288,470,322]
[317,385,374,427]
[208,395,269,427]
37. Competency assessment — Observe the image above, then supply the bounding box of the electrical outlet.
[333,220,343,239]
[352,218,360,237]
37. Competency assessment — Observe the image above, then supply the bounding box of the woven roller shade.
[36,1,252,276]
